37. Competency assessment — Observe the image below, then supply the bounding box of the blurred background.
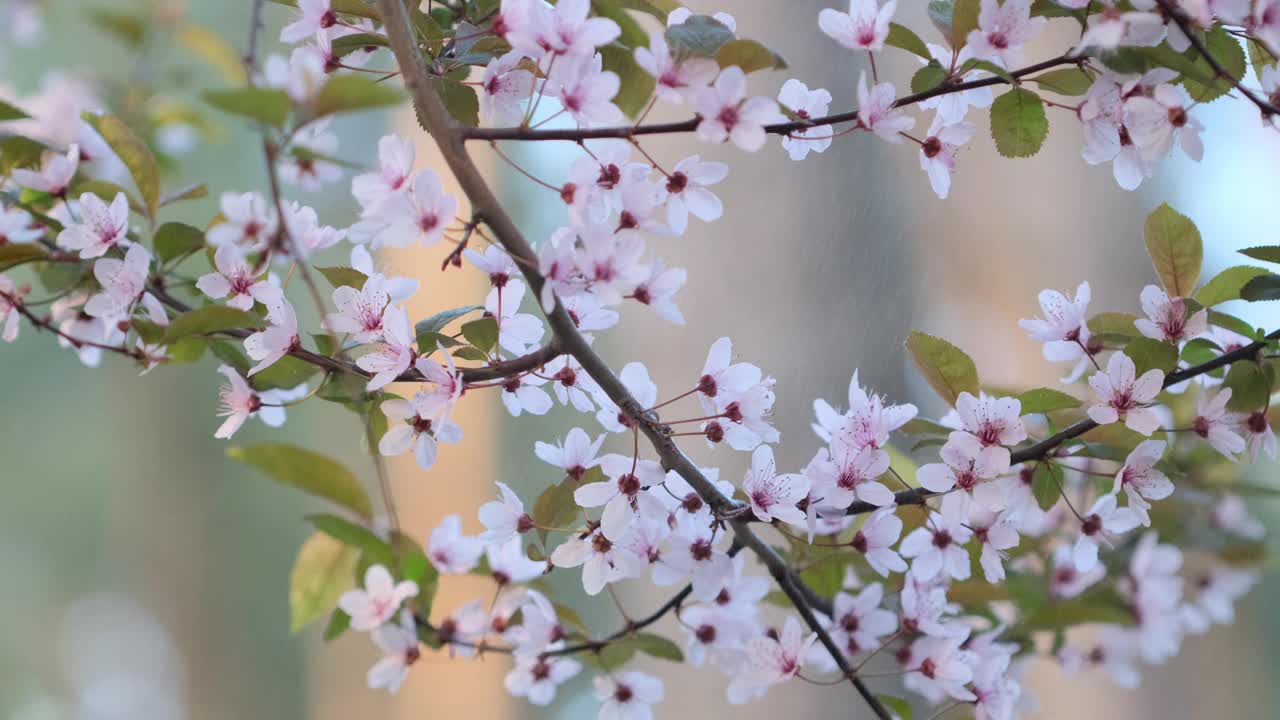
[2,1,1279,718]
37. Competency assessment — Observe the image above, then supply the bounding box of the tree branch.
[1154,0,1280,117]
[459,55,1083,142]
[843,326,1280,516]
[373,2,885,715]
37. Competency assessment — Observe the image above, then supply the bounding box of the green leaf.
[154,222,206,263]
[959,58,1015,84]
[461,317,499,353]
[0,243,49,271]
[0,99,30,121]
[1180,27,1246,103]
[876,695,913,720]
[414,305,481,339]
[159,183,210,207]
[716,38,785,73]
[453,346,489,362]
[323,609,351,641]
[632,632,684,662]
[1032,463,1062,511]
[180,25,247,84]
[82,113,160,220]
[1024,589,1134,630]
[1241,274,1280,301]
[71,180,145,216]
[1181,337,1221,366]
[950,0,982,49]
[665,14,735,57]
[0,136,49,173]
[1224,363,1272,411]
[252,355,323,391]
[88,6,146,47]
[1144,203,1202,298]
[989,88,1049,158]
[1247,36,1278,81]
[911,62,949,94]
[1195,265,1270,306]
[905,331,980,406]
[227,443,373,518]
[203,87,292,128]
[267,0,380,20]
[1016,388,1081,414]
[1208,309,1256,338]
[169,337,207,363]
[886,22,932,60]
[308,513,394,566]
[532,472,587,543]
[600,44,655,118]
[312,74,404,117]
[435,78,481,126]
[1240,246,1280,264]
[317,265,369,290]
[163,306,265,344]
[900,418,952,435]
[1031,67,1093,96]
[1124,337,1179,376]
[591,0,647,47]
[800,557,847,599]
[290,532,359,633]
[330,32,390,59]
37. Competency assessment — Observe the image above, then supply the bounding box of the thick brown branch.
[373,1,885,715]
[459,55,1082,142]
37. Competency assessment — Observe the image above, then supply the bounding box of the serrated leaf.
[1032,463,1062,511]
[414,305,481,339]
[290,532,359,633]
[228,443,373,518]
[1240,246,1280,264]
[312,74,404,117]
[906,331,980,406]
[154,221,206,263]
[83,113,160,219]
[203,87,292,128]
[1089,312,1141,337]
[716,38,784,73]
[330,32,390,59]
[0,99,30,121]
[317,265,369,289]
[461,316,499,353]
[1208,309,1256,338]
[1241,274,1280,301]
[990,88,1049,158]
[531,474,581,544]
[886,22,932,60]
[1195,265,1269,306]
[1224,363,1271,411]
[1016,388,1080,414]
[665,14,735,57]
[1181,337,1221,366]
[163,306,264,343]
[911,62,949,94]
[632,632,684,662]
[950,0,982,48]
[1125,337,1178,376]
[600,44,655,118]
[1144,203,1202,298]
[1031,67,1093,95]
[435,78,480,126]
[1180,27,1246,103]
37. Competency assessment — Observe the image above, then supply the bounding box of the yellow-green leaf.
[228,443,373,518]
[1144,203,1202,298]
[290,532,359,633]
[906,331,980,406]
[204,87,292,128]
[312,74,404,118]
[1195,265,1270,306]
[990,88,1049,158]
[163,305,264,344]
[83,113,160,219]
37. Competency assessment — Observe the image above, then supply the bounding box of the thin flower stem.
[645,387,700,412]
[488,141,562,192]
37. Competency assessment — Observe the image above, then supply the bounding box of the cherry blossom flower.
[741,445,810,525]
[535,427,605,480]
[853,506,907,576]
[576,454,665,538]
[727,617,816,703]
[966,0,1045,66]
[919,116,976,200]
[1191,565,1258,626]
[1213,494,1266,539]
[213,364,260,439]
[594,361,657,433]
[901,503,973,581]
[262,44,327,103]
[635,29,718,105]
[500,373,553,417]
[856,73,914,144]
[813,369,917,445]
[1019,280,1094,379]
[55,191,128,258]
[631,258,687,324]
[548,53,622,127]
[543,353,600,410]
[830,582,896,655]
[1124,84,1204,165]
[696,66,784,152]
[710,380,780,451]
[339,564,419,632]
[487,537,546,586]
[433,600,490,656]
[278,121,342,191]
[0,206,42,246]
[918,431,1009,514]
[574,223,647,306]
[1049,543,1103,598]
[510,0,619,58]
[651,508,733,600]
[1073,493,1141,572]
[370,169,458,249]
[697,337,763,405]
[663,154,726,235]
[478,482,533,544]
[679,604,757,668]
[416,351,465,418]
[11,143,77,194]
[777,79,833,160]
[427,514,484,574]
[1192,387,1246,459]
[85,244,150,320]
[280,0,336,44]
[481,51,536,125]
[1087,351,1165,435]
[1113,439,1173,526]
[196,243,280,311]
[1134,284,1207,344]
[465,245,518,288]
[244,296,300,376]
[1243,410,1277,462]
[920,44,995,122]
[594,671,664,720]
[810,434,893,510]
[323,274,389,343]
[353,134,415,215]
[818,0,897,51]
[367,611,420,693]
[378,390,463,471]
[945,391,1028,452]
[0,275,22,342]
[505,654,581,706]
[907,636,978,702]
[356,305,415,391]
[207,191,277,250]
[549,524,642,595]
[969,507,1020,582]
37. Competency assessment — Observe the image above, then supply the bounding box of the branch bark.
[373,1,886,716]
